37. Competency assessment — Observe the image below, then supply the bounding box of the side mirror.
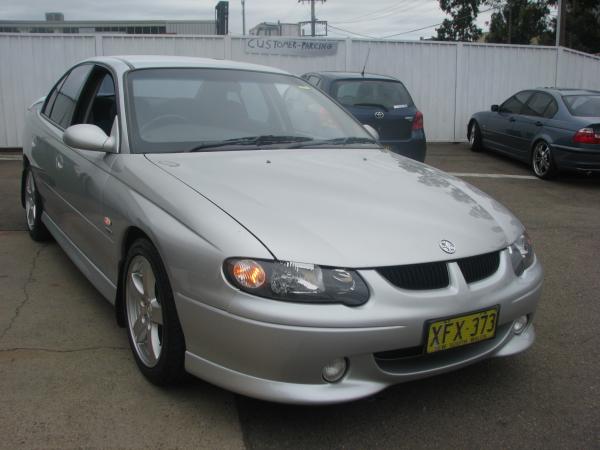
[63,124,117,153]
[491,104,499,112]
[363,124,380,141]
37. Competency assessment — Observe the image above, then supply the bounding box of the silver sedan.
[21,56,542,404]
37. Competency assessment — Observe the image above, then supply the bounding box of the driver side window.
[76,67,117,136]
[500,91,532,115]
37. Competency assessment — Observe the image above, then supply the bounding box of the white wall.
[1,33,600,148]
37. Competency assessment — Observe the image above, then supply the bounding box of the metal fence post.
[224,34,232,60]
[345,38,352,71]
[94,35,104,56]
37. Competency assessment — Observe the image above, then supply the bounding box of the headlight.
[508,232,535,276]
[224,258,369,306]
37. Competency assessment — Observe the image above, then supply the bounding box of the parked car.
[302,71,426,162]
[468,88,600,179]
[22,56,542,404]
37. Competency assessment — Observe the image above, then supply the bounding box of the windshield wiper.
[188,135,313,152]
[288,137,378,149]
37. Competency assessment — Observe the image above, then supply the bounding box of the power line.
[331,0,427,25]
[380,7,494,39]
[326,24,378,39]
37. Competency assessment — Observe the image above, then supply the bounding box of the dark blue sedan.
[468,88,600,179]
[301,71,426,162]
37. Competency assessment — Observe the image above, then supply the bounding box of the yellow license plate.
[426,307,499,354]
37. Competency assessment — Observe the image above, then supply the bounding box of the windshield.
[125,68,378,153]
[331,79,414,110]
[563,95,600,117]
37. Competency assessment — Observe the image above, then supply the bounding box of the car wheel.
[23,167,51,241]
[531,141,557,179]
[468,121,483,152]
[123,238,186,385]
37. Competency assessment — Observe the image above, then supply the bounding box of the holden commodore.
[21,56,542,404]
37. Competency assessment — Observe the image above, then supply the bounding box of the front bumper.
[176,250,542,404]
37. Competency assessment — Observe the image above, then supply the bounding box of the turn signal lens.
[232,259,266,289]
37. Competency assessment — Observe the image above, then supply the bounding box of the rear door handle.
[535,121,544,127]
[509,117,516,122]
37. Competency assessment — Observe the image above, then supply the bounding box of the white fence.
[1,33,600,148]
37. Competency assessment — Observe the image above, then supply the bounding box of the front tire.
[123,238,186,385]
[468,121,483,152]
[23,167,51,241]
[531,141,557,179]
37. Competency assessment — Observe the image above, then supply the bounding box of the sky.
[0,0,498,40]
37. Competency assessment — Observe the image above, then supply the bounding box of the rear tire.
[123,238,186,386]
[468,121,483,152]
[23,167,51,242]
[531,141,557,180]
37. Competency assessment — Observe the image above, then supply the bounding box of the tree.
[485,1,554,45]
[561,0,600,54]
[435,1,485,42]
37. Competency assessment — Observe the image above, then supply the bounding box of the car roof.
[306,71,399,82]
[536,87,600,96]
[82,55,291,75]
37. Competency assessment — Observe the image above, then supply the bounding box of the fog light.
[513,315,528,334]
[322,358,347,383]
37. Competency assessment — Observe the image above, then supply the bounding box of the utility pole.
[241,0,246,35]
[556,0,567,47]
[298,0,326,37]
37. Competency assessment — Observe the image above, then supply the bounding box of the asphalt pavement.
[0,144,598,449]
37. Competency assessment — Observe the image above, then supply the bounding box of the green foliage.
[562,0,600,54]
[435,0,484,42]
[485,0,553,45]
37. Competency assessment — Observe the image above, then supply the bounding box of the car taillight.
[412,111,424,131]
[573,127,600,144]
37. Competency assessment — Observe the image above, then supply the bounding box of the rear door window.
[49,64,93,128]
[42,76,66,117]
[523,93,557,118]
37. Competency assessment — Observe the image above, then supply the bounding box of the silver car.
[21,56,542,404]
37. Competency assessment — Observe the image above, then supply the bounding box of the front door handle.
[56,154,64,170]
[535,121,543,127]
[509,117,516,122]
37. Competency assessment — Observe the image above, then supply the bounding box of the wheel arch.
[115,226,154,327]
[20,156,31,208]
[467,118,478,139]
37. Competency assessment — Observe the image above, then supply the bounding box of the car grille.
[377,251,501,290]
[377,262,449,290]
[457,251,500,284]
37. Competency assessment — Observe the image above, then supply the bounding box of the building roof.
[0,19,214,26]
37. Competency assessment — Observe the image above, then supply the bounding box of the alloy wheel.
[532,142,551,177]
[25,170,37,230]
[126,255,164,367]
[468,124,475,145]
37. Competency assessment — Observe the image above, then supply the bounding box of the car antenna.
[361,48,371,78]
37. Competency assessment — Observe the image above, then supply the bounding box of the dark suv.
[302,71,426,162]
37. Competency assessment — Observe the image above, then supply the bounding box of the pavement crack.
[0,346,128,354]
[0,245,46,342]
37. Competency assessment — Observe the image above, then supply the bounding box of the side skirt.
[42,212,117,304]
